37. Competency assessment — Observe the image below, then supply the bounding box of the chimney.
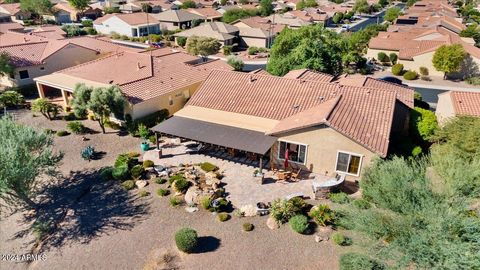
[248,75,256,83]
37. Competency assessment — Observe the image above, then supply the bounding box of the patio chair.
[291,168,302,182]
[277,171,287,181]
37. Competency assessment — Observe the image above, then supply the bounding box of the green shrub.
[139,190,149,197]
[177,36,187,47]
[44,128,55,134]
[85,27,97,35]
[32,220,53,241]
[143,160,154,168]
[247,46,267,55]
[200,162,218,172]
[100,166,114,180]
[169,196,183,207]
[329,192,351,204]
[403,70,418,80]
[270,198,298,223]
[134,109,169,128]
[115,153,137,169]
[411,145,423,157]
[200,196,212,210]
[289,214,309,234]
[157,188,170,196]
[121,180,135,190]
[112,165,129,181]
[169,174,185,185]
[340,253,384,270]
[67,121,85,134]
[288,197,308,213]
[227,55,244,71]
[217,212,230,222]
[243,223,254,231]
[130,164,144,180]
[173,178,190,193]
[352,199,371,209]
[389,53,398,64]
[419,66,429,76]
[128,152,141,158]
[214,198,230,212]
[174,228,198,253]
[377,52,389,63]
[332,232,352,246]
[391,63,404,75]
[410,107,438,143]
[155,177,167,184]
[56,130,69,137]
[308,204,335,226]
[466,76,480,85]
[223,45,233,55]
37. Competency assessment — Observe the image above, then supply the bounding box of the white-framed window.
[277,140,307,164]
[335,151,362,176]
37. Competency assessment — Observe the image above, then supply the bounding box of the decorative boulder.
[266,216,279,230]
[205,172,220,185]
[240,204,257,217]
[184,171,197,181]
[184,186,202,205]
[135,180,148,189]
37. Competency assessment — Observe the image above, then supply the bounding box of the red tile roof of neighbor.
[56,49,232,104]
[450,91,480,117]
[283,69,335,83]
[94,12,158,26]
[188,70,402,157]
[0,3,21,14]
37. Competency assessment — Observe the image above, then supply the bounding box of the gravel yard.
[0,111,342,270]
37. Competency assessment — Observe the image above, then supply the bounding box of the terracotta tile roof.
[450,91,480,117]
[249,69,272,75]
[175,22,238,41]
[283,69,335,83]
[0,3,21,15]
[0,31,48,46]
[186,7,222,18]
[334,75,414,108]
[66,36,143,54]
[31,25,67,39]
[187,70,399,156]
[151,10,205,22]
[0,22,23,33]
[54,49,232,103]
[53,2,77,13]
[233,16,285,33]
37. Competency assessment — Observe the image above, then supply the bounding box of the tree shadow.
[12,169,151,251]
[193,236,221,253]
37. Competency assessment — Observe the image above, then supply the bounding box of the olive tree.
[432,44,466,79]
[0,117,63,209]
[186,36,221,60]
[71,84,126,133]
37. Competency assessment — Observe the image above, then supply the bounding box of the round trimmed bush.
[200,196,212,211]
[157,188,170,196]
[217,212,230,222]
[143,159,154,168]
[128,151,140,158]
[243,223,254,231]
[112,165,129,181]
[352,199,371,209]
[200,162,218,172]
[174,228,198,253]
[377,52,389,63]
[168,174,185,185]
[391,63,404,75]
[403,70,418,80]
[169,196,182,207]
[130,164,144,179]
[67,121,85,134]
[121,180,135,190]
[389,53,398,64]
[100,166,114,180]
[173,178,190,193]
[340,252,384,270]
[419,66,429,76]
[289,214,309,234]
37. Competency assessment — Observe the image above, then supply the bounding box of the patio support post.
[155,132,160,150]
[36,82,46,98]
[259,156,263,173]
[60,89,69,108]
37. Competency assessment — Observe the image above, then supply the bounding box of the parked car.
[379,76,403,85]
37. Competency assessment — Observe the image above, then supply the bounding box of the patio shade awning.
[151,116,277,155]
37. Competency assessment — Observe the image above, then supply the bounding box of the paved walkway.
[143,145,330,207]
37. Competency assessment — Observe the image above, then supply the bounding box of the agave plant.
[81,145,95,161]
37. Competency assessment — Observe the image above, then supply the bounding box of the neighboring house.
[186,7,222,21]
[0,3,31,24]
[174,22,238,45]
[286,9,330,25]
[151,10,205,30]
[367,27,480,78]
[0,40,100,87]
[121,0,176,13]
[231,16,285,48]
[94,13,160,37]
[264,13,311,28]
[0,12,11,23]
[34,49,233,118]
[49,1,102,23]
[436,91,480,124]
[151,69,414,181]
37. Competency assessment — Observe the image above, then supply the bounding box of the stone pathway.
[143,145,330,207]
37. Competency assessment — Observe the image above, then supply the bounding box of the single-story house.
[231,16,285,48]
[151,9,205,30]
[94,13,161,37]
[122,0,177,13]
[34,49,232,118]
[151,69,414,181]
[48,2,102,23]
[186,7,222,21]
[174,22,238,45]
[0,12,11,23]
[367,26,480,78]
[436,91,480,125]
[0,3,31,24]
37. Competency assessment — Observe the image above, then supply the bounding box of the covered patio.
[150,116,278,172]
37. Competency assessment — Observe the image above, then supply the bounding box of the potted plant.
[138,124,150,151]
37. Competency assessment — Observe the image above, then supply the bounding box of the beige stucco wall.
[271,126,377,181]
[240,36,268,48]
[399,51,442,77]
[130,82,202,119]
[435,92,456,125]
[1,44,98,87]
[365,48,398,60]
